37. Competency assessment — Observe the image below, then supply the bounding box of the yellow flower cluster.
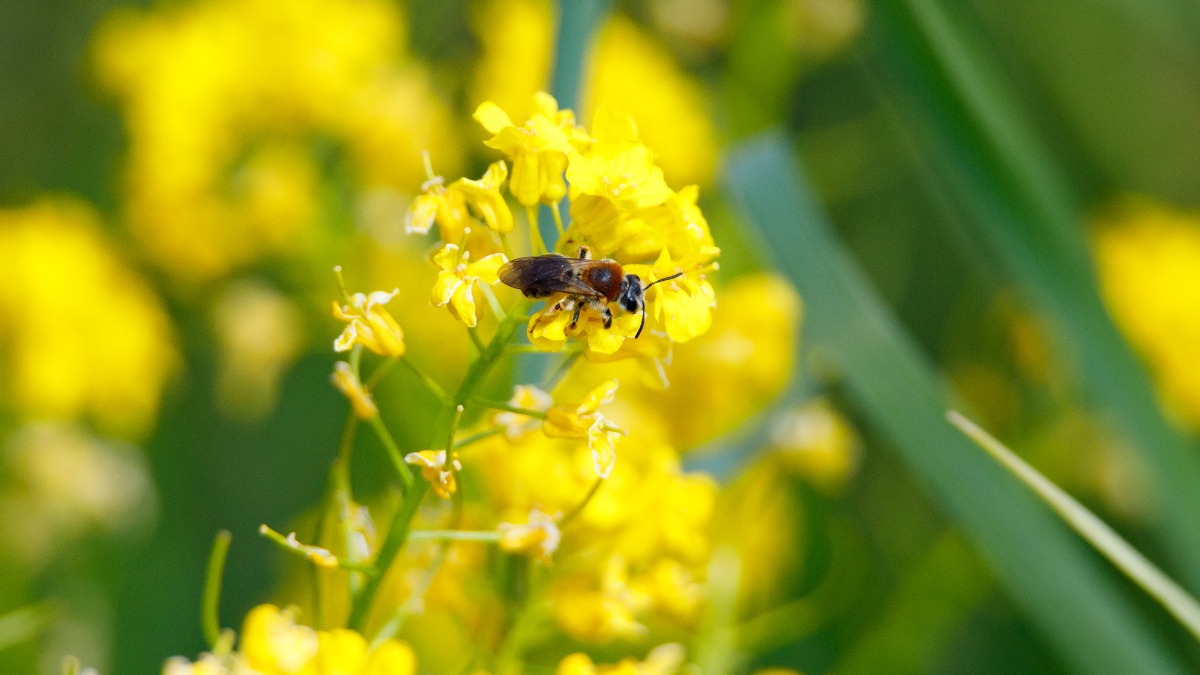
[0,197,177,439]
[94,0,460,285]
[163,605,416,675]
[1093,197,1200,427]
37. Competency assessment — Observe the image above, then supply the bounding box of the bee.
[499,246,682,338]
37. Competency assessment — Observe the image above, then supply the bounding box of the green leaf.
[866,0,1200,592]
[722,134,1188,674]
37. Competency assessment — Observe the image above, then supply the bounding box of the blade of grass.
[868,0,1200,591]
[949,410,1200,642]
[723,134,1188,674]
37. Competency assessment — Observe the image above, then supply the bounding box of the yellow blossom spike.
[331,362,378,419]
[332,288,406,357]
[404,449,463,498]
[498,508,562,562]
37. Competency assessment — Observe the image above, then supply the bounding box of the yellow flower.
[229,604,415,675]
[452,160,513,233]
[162,654,244,675]
[561,185,714,263]
[475,92,578,206]
[544,379,625,477]
[498,508,562,562]
[404,449,462,499]
[566,105,671,211]
[404,175,471,241]
[331,362,378,419]
[240,605,319,673]
[429,244,507,328]
[495,384,554,438]
[332,287,407,357]
[0,197,177,440]
[625,246,719,343]
[527,299,643,355]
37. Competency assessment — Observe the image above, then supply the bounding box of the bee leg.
[577,246,591,260]
[602,306,613,329]
[569,301,584,330]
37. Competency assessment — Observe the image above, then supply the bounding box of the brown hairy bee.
[499,246,682,338]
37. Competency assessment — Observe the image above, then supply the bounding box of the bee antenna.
[634,272,682,339]
[645,272,683,289]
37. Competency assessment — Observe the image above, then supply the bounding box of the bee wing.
[499,255,604,297]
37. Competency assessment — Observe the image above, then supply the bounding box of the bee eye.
[621,294,640,312]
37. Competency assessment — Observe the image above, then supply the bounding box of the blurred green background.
[5,0,1200,673]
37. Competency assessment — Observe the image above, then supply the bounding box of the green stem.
[397,355,450,404]
[260,525,376,574]
[468,325,488,356]
[558,477,605,527]
[201,530,233,649]
[550,201,566,236]
[455,426,505,449]
[367,415,415,491]
[350,301,532,635]
[409,530,503,542]
[473,398,549,420]
[525,205,548,255]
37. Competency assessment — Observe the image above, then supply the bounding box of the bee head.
[617,274,644,314]
[619,272,683,339]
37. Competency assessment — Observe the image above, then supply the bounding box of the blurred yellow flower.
[769,399,861,494]
[164,604,417,675]
[495,384,554,438]
[331,362,378,420]
[0,197,177,439]
[498,508,562,562]
[544,379,625,477]
[557,643,685,675]
[213,281,303,420]
[584,15,718,187]
[1093,197,1200,428]
[430,244,508,328]
[620,273,800,448]
[471,0,554,124]
[240,605,319,673]
[0,423,154,570]
[94,0,459,285]
[475,93,578,206]
[333,287,407,358]
[404,449,463,499]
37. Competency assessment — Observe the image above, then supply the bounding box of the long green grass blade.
[723,134,1188,674]
[950,410,1200,642]
[868,0,1200,590]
